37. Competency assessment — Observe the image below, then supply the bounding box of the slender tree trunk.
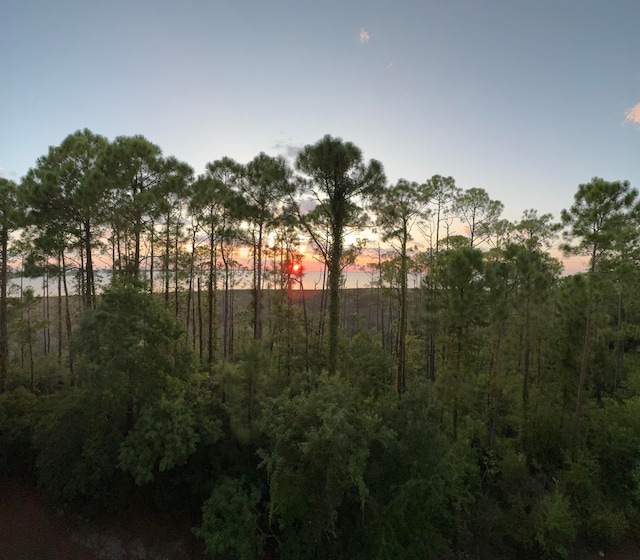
[378,248,385,347]
[57,258,63,364]
[164,217,171,307]
[61,252,73,377]
[253,224,264,340]
[222,242,232,360]
[487,326,504,449]
[83,219,95,308]
[174,222,180,317]
[207,229,219,364]
[42,273,47,355]
[574,251,597,441]
[134,215,142,278]
[44,270,50,355]
[573,313,592,441]
[197,277,203,360]
[0,228,8,392]
[614,286,624,391]
[522,296,531,412]
[79,243,85,303]
[149,219,155,294]
[316,263,328,347]
[301,281,310,372]
[327,216,344,376]
[191,282,196,348]
[186,231,195,338]
[27,299,34,392]
[396,235,408,395]
[228,291,233,360]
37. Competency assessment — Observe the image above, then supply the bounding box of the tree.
[21,129,110,308]
[261,375,384,558]
[295,135,386,375]
[100,135,190,279]
[239,153,293,340]
[432,246,486,440]
[454,187,504,248]
[561,177,640,439]
[423,174,458,256]
[155,156,193,311]
[0,179,23,392]
[511,209,562,409]
[420,175,459,381]
[33,280,215,507]
[190,157,244,363]
[374,179,428,394]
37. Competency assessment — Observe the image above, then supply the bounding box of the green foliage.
[217,341,268,442]
[119,386,200,485]
[366,382,479,559]
[74,281,195,395]
[475,445,540,555]
[8,138,640,558]
[196,476,265,560]
[341,329,393,396]
[33,388,128,507]
[0,387,39,474]
[296,134,386,376]
[521,389,571,477]
[32,281,211,510]
[535,488,578,560]
[261,374,388,558]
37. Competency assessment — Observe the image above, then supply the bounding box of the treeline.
[1,131,640,559]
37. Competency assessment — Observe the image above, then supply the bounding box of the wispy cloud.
[359,28,370,43]
[624,103,640,125]
[273,140,302,161]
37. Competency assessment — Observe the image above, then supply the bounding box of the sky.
[3,0,640,274]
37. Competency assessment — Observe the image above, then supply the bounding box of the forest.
[1,129,640,559]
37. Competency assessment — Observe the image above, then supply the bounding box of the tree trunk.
[149,220,155,294]
[396,235,408,395]
[572,313,592,441]
[254,226,263,340]
[83,219,95,308]
[197,277,203,360]
[0,227,8,392]
[327,216,344,376]
[61,252,73,377]
[57,258,63,364]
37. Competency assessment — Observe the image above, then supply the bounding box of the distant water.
[8,269,425,297]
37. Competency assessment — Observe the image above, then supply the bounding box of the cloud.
[359,28,370,43]
[273,140,302,161]
[624,103,640,125]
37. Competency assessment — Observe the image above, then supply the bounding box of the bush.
[196,477,265,560]
[535,489,578,560]
[0,387,39,475]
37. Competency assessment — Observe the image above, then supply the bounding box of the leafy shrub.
[196,477,265,560]
[535,489,578,560]
[0,387,39,474]
[261,374,387,559]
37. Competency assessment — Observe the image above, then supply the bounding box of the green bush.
[535,489,578,560]
[196,476,265,560]
[0,387,39,474]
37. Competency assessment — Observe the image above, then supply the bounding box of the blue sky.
[3,0,640,243]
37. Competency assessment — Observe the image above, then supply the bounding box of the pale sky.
[3,0,640,261]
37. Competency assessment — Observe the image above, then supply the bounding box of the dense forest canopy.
[2,129,640,559]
